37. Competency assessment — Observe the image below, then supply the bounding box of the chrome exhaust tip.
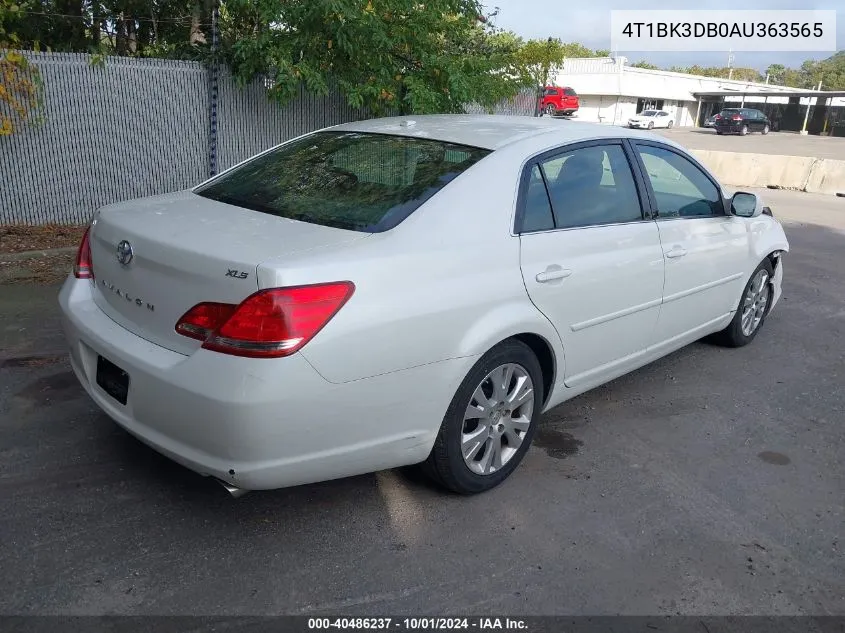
[215,478,249,498]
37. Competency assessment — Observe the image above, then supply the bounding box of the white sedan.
[59,115,789,496]
[629,109,674,129]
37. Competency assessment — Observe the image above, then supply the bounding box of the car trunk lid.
[89,190,368,355]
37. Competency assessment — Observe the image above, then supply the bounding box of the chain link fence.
[0,53,365,225]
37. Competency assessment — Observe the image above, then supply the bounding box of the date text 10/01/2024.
[308,618,528,630]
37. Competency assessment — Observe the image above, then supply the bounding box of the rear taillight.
[74,226,93,279]
[175,282,355,358]
[175,303,237,341]
[715,114,722,120]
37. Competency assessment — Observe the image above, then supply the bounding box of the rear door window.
[194,132,490,233]
[538,144,644,229]
[521,165,555,233]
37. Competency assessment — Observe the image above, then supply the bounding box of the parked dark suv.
[714,108,771,136]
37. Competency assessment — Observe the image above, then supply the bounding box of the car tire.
[716,130,723,135]
[740,125,749,136]
[668,120,674,128]
[545,104,555,117]
[422,340,544,494]
[648,121,654,129]
[762,124,770,135]
[712,259,775,348]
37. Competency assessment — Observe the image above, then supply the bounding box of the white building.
[552,57,845,128]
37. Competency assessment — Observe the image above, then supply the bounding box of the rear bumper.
[59,276,471,490]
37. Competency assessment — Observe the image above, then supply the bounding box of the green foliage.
[666,64,762,81]
[0,49,45,134]
[630,60,659,70]
[4,0,844,114]
[512,38,608,89]
[656,53,843,89]
[223,0,532,114]
[1,2,46,135]
[799,51,845,90]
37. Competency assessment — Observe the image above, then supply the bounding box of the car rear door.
[518,140,665,389]
[563,88,579,111]
[630,140,751,347]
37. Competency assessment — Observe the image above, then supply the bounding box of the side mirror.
[731,191,764,218]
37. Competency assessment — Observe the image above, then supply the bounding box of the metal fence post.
[208,4,220,177]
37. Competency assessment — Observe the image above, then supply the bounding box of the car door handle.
[666,247,687,259]
[535,268,573,283]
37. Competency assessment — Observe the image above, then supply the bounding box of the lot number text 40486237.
[307,617,528,630]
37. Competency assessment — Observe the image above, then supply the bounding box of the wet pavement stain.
[533,426,583,459]
[13,370,80,403]
[758,451,791,466]
[560,419,588,430]
[1,354,66,369]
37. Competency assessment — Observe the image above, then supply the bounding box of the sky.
[485,0,844,71]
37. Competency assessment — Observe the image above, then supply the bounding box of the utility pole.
[800,81,823,135]
[207,0,220,176]
[535,36,554,117]
[727,49,734,81]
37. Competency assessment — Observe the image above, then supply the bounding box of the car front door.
[518,140,665,389]
[631,141,751,347]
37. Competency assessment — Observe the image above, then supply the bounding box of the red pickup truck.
[539,86,580,116]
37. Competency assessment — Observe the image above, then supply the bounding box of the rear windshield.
[194,131,490,233]
[563,88,577,96]
[721,109,741,116]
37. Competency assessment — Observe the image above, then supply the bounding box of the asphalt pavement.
[655,127,845,160]
[0,189,843,616]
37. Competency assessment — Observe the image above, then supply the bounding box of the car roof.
[328,114,673,151]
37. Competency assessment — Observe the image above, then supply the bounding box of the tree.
[631,60,658,70]
[765,63,786,83]
[730,67,764,82]
[0,6,45,135]
[224,0,529,114]
[513,37,567,91]
[801,51,845,90]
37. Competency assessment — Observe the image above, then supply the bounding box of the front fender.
[749,216,790,262]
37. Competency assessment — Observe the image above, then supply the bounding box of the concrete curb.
[0,246,77,262]
[691,149,845,196]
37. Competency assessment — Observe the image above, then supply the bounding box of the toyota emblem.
[116,240,133,266]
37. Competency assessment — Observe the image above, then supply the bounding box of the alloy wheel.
[461,363,535,476]
[741,269,770,336]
